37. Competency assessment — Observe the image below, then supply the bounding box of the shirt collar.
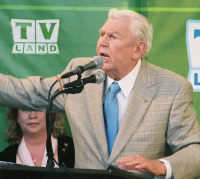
[105,59,141,98]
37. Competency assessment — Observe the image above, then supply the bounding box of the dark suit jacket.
[0,136,74,168]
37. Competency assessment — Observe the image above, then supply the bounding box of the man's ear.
[132,41,147,60]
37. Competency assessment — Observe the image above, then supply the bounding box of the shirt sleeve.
[154,159,173,179]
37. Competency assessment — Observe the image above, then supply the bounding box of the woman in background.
[0,108,74,168]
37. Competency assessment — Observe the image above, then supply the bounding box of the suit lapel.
[84,71,109,161]
[109,59,157,163]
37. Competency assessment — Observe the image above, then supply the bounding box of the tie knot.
[109,82,120,96]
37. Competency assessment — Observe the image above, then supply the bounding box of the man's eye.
[100,32,105,36]
[110,35,117,39]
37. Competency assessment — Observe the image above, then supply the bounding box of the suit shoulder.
[147,62,191,87]
[57,136,74,168]
[58,135,74,152]
[0,144,18,154]
[0,144,18,162]
[58,135,73,144]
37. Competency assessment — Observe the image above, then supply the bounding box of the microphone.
[60,56,104,80]
[59,71,105,90]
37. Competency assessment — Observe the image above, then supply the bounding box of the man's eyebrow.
[108,31,122,37]
[111,31,121,35]
[99,28,104,33]
[99,29,121,36]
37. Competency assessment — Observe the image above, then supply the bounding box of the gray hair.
[108,8,153,56]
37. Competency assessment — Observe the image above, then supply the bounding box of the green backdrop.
[0,0,200,151]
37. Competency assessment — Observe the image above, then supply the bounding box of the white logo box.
[186,20,200,92]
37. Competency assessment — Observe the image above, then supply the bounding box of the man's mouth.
[100,52,109,58]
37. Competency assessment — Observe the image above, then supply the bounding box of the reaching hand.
[116,155,166,176]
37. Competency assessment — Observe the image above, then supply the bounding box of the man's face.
[96,16,139,80]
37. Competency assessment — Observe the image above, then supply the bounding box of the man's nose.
[99,35,109,47]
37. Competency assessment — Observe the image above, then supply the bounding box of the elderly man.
[0,8,200,179]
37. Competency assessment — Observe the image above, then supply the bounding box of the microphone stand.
[48,68,82,101]
[45,69,105,167]
[46,86,84,167]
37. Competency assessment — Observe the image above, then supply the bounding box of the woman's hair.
[108,8,153,56]
[5,108,67,144]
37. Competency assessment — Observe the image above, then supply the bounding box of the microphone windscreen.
[94,71,106,84]
[93,56,104,69]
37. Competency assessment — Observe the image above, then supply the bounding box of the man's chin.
[101,64,111,72]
